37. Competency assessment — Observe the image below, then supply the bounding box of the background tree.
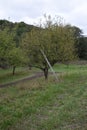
[8,47,27,75]
[65,25,84,59]
[78,36,87,60]
[0,28,26,74]
[21,15,77,79]
[0,28,14,68]
[65,25,83,40]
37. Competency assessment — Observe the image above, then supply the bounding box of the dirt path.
[0,72,44,88]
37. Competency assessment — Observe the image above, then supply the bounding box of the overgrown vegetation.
[0,64,87,130]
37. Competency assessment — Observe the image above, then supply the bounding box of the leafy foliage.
[78,37,87,60]
[0,20,34,71]
[21,15,77,79]
[0,28,15,68]
[0,27,26,75]
[0,18,86,77]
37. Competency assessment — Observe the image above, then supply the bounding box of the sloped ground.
[0,70,87,130]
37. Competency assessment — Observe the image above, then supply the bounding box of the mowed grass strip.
[0,69,87,130]
[0,67,40,84]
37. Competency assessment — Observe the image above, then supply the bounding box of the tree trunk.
[13,66,16,75]
[29,65,32,70]
[43,67,48,80]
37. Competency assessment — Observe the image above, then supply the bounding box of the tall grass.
[0,66,87,130]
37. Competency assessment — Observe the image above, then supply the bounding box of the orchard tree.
[0,28,26,74]
[8,47,27,75]
[0,28,15,68]
[22,15,77,79]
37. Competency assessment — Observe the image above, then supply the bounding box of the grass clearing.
[0,64,87,130]
[53,63,87,73]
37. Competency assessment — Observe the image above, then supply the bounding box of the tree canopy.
[21,15,77,79]
[0,27,26,74]
[0,17,87,78]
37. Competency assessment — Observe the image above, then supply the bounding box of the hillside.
[0,19,36,46]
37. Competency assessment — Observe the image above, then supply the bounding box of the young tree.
[21,15,77,79]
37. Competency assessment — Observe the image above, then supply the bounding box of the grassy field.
[0,67,40,84]
[0,64,87,130]
[1,63,87,84]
